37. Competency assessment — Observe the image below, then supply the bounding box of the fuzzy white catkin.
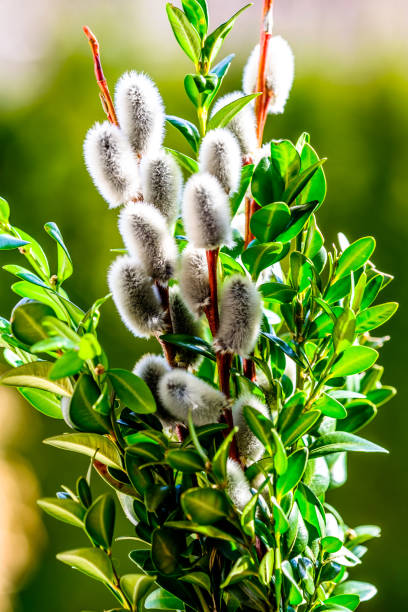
[83,121,141,208]
[182,172,232,250]
[226,459,252,511]
[108,256,165,338]
[232,394,270,465]
[199,128,242,194]
[178,246,210,316]
[211,91,258,158]
[214,275,262,357]
[115,71,165,156]
[133,354,172,423]
[242,37,295,115]
[169,288,202,367]
[118,202,177,284]
[140,151,182,225]
[158,369,228,427]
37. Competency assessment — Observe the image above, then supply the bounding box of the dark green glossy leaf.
[166,115,200,152]
[44,222,73,284]
[10,299,54,345]
[283,158,326,204]
[243,405,272,452]
[250,202,291,242]
[38,497,85,527]
[337,400,377,433]
[241,242,288,279]
[165,520,234,542]
[160,334,215,361]
[309,431,387,457]
[274,200,319,243]
[259,282,296,303]
[212,427,238,481]
[180,572,211,593]
[151,527,183,574]
[166,448,205,473]
[77,476,92,508]
[230,163,254,216]
[56,547,114,584]
[145,587,185,610]
[164,147,199,174]
[251,156,284,206]
[261,332,305,368]
[108,369,156,414]
[181,487,229,524]
[44,433,122,469]
[67,374,110,434]
[84,494,116,549]
[276,448,308,498]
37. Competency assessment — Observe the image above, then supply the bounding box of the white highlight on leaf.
[214,275,262,357]
[108,255,165,337]
[199,128,242,195]
[83,121,140,208]
[115,71,165,156]
[211,91,257,157]
[158,369,228,426]
[242,37,295,115]
[118,202,177,283]
[140,150,182,225]
[182,172,232,250]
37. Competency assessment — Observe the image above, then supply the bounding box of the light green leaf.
[330,346,378,378]
[38,497,85,527]
[120,574,157,606]
[108,369,156,414]
[208,93,260,131]
[56,547,114,584]
[145,587,184,610]
[355,302,398,334]
[44,432,123,469]
[309,431,387,457]
[19,387,63,419]
[164,147,199,174]
[0,196,10,222]
[44,222,73,284]
[276,448,308,499]
[335,237,376,280]
[0,361,73,396]
[166,4,201,64]
[10,299,55,345]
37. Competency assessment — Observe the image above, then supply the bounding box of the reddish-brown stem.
[243,358,256,382]
[204,248,220,336]
[83,25,119,126]
[176,424,188,443]
[254,0,274,145]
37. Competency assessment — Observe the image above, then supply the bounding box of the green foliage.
[0,1,398,611]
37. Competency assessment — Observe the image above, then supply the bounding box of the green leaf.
[261,332,305,369]
[44,433,123,469]
[160,333,215,361]
[243,405,273,452]
[295,482,325,535]
[151,527,183,574]
[366,385,396,407]
[230,163,254,216]
[251,156,284,206]
[333,307,356,354]
[276,448,308,499]
[309,431,387,457]
[219,252,246,277]
[212,427,238,481]
[205,54,235,110]
[77,476,92,508]
[84,494,115,549]
[166,448,205,473]
[281,410,321,446]
[164,147,199,174]
[299,142,327,205]
[0,196,10,222]
[145,587,184,610]
[56,547,114,584]
[108,369,156,414]
[270,430,288,475]
[361,274,383,309]
[165,520,234,541]
[181,0,207,37]
[241,494,258,538]
[3,264,49,289]
[272,497,289,534]
[274,200,319,243]
[19,387,63,419]
[334,580,377,602]
[120,574,157,607]
[181,487,229,524]
[38,497,85,527]
[259,549,275,586]
[11,282,66,320]
[259,282,296,304]
[14,227,51,276]
[166,115,200,153]
[50,350,84,380]
[78,333,102,360]
[355,302,398,334]
[323,595,360,611]
[41,315,80,344]
[180,572,211,593]
[241,242,287,279]
[270,140,301,188]
[0,361,73,396]
[314,393,347,419]
[10,299,54,345]
[250,202,291,243]
[282,560,303,605]
[321,536,343,553]
[0,233,29,250]
[221,555,256,587]
[202,4,251,67]
[335,237,376,280]
[339,399,377,433]
[208,93,259,130]
[166,4,201,64]
[68,374,110,434]
[283,158,326,204]
[330,346,378,378]
[44,222,73,284]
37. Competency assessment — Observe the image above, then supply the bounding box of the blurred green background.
[0,0,406,610]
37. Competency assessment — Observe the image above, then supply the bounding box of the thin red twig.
[83,25,119,126]
[254,0,274,145]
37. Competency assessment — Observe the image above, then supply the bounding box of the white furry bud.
[211,92,257,157]
[179,246,210,316]
[199,129,242,194]
[141,151,182,225]
[118,203,177,283]
[242,37,295,115]
[169,288,202,367]
[83,121,140,208]
[226,459,252,511]
[182,173,232,250]
[158,369,228,426]
[115,71,165,156]
[232,394,270,465]
[133,354,172,424]
[108,256,165,338]
[214,275,262,357]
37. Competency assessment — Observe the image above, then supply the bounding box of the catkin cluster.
[83,37,294,492]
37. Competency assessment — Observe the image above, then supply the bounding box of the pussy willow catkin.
[232,394,270,465]
[199,128,242,195]
[178,246,210,316]
[118,202,177,284]
[115,71,165,156]
[158,369,228,427]
[225,459,252,511]
[133,354,172,424]
[140,150,182,226]
[83,121,140,207]
[108,256,165,337]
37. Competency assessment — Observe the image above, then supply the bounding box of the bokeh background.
[0,0,407,610]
